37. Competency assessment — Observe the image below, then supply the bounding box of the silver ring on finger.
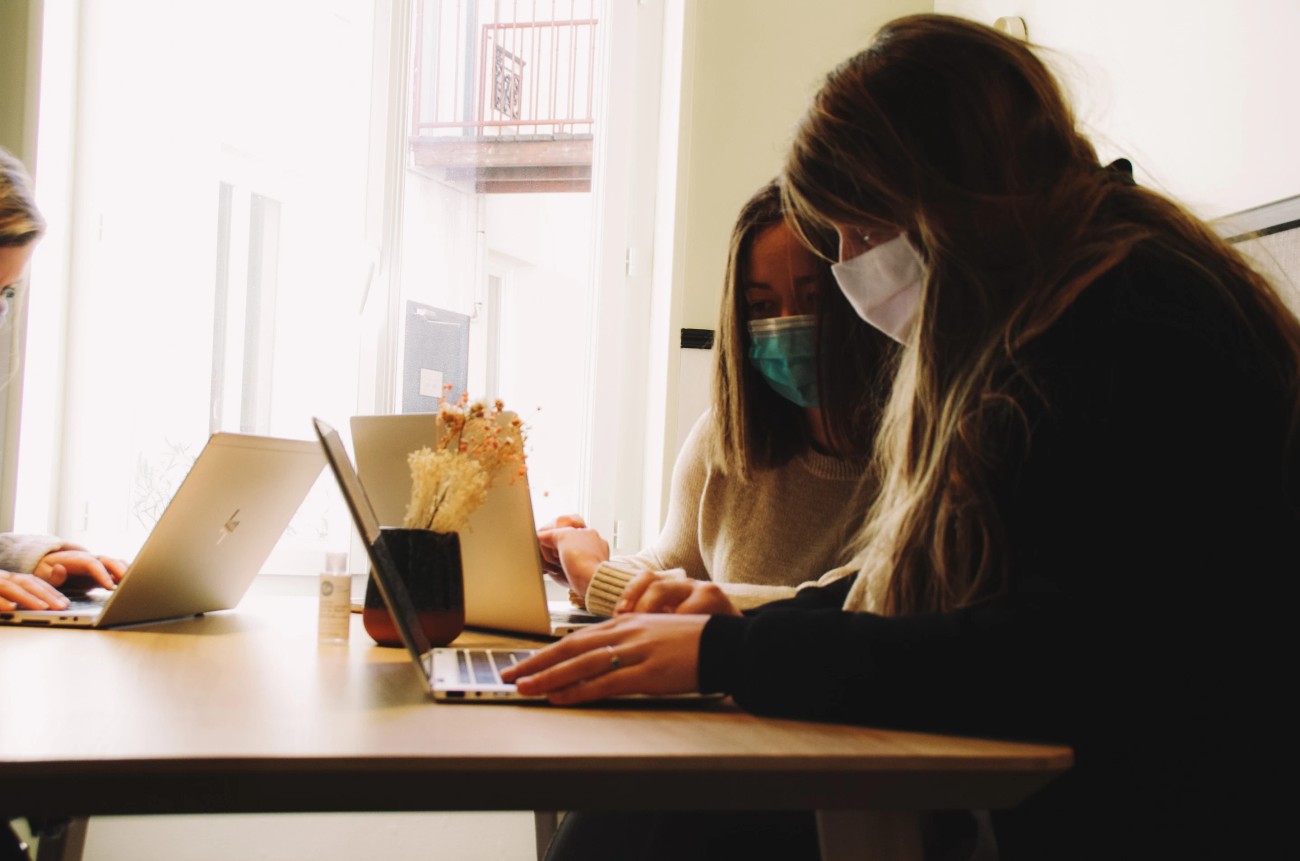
[605,645,622,672]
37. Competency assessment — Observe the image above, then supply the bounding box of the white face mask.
[830,235,926,343]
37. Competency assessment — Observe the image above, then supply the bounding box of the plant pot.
[363,528,465,648]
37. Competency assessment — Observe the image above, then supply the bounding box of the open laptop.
[316,416,544,700]
[318,418,721,704]
[350,413,602,637]
[0,433,324,629]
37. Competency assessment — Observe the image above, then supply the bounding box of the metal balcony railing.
[412,0,598,139]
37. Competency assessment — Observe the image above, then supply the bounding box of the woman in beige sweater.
[540,181,894,616]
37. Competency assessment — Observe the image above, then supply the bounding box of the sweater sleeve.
[0,533,74,574]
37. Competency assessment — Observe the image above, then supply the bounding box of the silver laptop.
[0,433,324,629]
[315,417,544,701]
[317,418,721,704]
[351,413,602,637]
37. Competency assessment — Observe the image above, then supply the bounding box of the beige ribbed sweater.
[585,412,871,616]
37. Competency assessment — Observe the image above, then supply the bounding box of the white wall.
[672,0,930,331]
[936,0,1300,219]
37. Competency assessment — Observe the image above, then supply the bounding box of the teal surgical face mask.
[746,314,819,408]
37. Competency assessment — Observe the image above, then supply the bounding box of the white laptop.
[350,413,602,637]
[0,434,324,629]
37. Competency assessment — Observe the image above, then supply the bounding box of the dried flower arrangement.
[403,393,527,534]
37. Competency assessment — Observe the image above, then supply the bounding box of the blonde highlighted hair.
[0,147,44,248]
[783,14,1300,615]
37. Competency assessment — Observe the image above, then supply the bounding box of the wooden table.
[0,595,1071,860]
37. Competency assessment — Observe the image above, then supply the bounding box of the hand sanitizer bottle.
[318,551,352,644]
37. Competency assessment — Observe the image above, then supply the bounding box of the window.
[14,0,666,572]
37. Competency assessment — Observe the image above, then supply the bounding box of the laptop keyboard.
[64,596,108,611]
[456,649,537,685]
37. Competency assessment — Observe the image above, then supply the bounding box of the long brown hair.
[712,181,894,476]
[782,14,1300,614]
[0,147,44,248]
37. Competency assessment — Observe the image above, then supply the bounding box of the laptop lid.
[313,418,438,684]
[351,413,571,636]
[0,433,324,628]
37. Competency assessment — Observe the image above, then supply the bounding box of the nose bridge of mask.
[746,314,819,408]
[747,313,817,357]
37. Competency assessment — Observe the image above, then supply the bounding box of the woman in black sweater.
[506,14,1300,858]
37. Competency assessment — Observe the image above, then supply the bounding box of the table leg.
[32,818,88,861]
[533,810,560,860]
[816,810,921,861]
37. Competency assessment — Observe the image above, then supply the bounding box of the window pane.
[50,0,379,568]
[400,0,603,525]
[33,0,642,573]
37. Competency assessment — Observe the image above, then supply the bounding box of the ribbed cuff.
[584,560,686,617]
[584,559,641,617]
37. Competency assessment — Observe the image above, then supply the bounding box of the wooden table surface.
[1,594,1070,856]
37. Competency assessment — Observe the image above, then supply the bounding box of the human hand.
[500,613,708,705]
[537,514,586,577]
[34,550,127,591]
[536,515,610,594]
[0,570,71,611]
[616,572,742,617]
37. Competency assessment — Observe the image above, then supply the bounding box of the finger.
[102,557,128,583]
[78,558,116,590]
[514,644,634,697]
[675,584,731,615]
[0,577,65,610]
[501,621,621,681]
[633,581,693,615]
[615,571,661,614]
[24,575,70,608]
[555,514,586,529]
[546,665,649,705]
[0,581,41,610]
[56,556,112,590]
[536,535,563,572]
